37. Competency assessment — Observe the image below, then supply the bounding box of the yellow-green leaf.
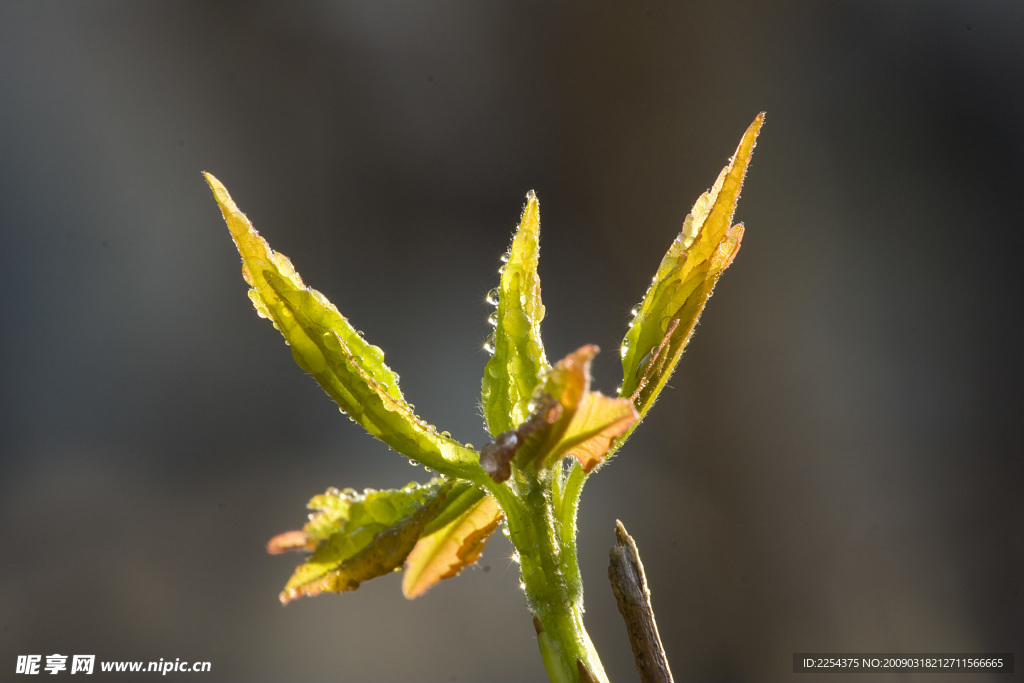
[482,345,636,480]
[481,192,550,436]
[206,173,481,479]
[275,481,447,604]
[548,392,637,473]
[619,114,763,423]
[402,486,503,599]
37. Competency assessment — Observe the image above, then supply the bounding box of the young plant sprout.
[207,113,763,683]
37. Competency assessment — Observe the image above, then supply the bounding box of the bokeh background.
[2,2,1021,682]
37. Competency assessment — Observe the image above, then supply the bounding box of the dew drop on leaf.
[321,331,341,351]
[487,312,498,327]
[485,288,500,306]
[637,349,656,374]
[507,356,523,380]
[503,309,529,337]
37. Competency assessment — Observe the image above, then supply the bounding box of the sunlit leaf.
[481,192,550,436]
[275,481,448,604]
[549,392,636,473]
[205,173,482,479]
[482,346,637,481]
[402,485,503,598]
[619,114,763,426]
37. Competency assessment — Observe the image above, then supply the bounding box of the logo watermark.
[16,655,211,675]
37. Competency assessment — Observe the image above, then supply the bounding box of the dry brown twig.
[609,520,674,683]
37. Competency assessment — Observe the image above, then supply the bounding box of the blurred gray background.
[1,2,1021,682]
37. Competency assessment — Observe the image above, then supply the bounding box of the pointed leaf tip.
[481,191,549,436]
[617,114,762,441]
[206,174,483,480]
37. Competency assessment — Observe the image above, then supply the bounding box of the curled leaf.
[266,530,315,555]
[619,114,763,425]
[552,392,637,473]
[206,173,481,479]
[481,191,550,436]
[402,486,503,598]
[487,346,637,480]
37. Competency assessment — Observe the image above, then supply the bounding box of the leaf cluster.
[206,113,762,607]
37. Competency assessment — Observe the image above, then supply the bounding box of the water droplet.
[629,305,642,318]
[485,288,500,306]
[440,431,451,439]
[518,581,526,590]
[499,251,510,264]
[483,332,496,355]
[321,331,341,351]
[465,443,474,450]
[350,354,363,367]
[615,384,623,395]
[307,513,316,521]
[326,487,340,496]
[620,339,630,359]
[503,309,529,337]
[637,348,656,373]
[487,312,498,327]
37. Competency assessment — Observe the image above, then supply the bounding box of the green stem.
[499,470,606,683]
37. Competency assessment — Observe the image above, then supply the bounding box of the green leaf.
[205,173,482,480]
[402,484,503,599]
[481,191,550,436]
[271,481,448,604]
[619,113,763,423]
